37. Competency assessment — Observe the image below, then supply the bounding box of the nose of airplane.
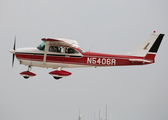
[9,49,15,54]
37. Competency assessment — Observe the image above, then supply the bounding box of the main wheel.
[23,76,29,79]
[53,76,62,80]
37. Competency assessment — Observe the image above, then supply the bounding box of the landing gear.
[20,66,36,79]
[23,66,31,79]
[53,76,62,80]
[27,66,32,71]
[49,69,72,80]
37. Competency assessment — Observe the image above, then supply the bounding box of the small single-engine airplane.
[9,32,164,79]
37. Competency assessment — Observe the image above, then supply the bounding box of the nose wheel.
[20,66,36,79]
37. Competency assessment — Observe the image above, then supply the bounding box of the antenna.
[99,109,100,120]
[100,109,103,120]
[105,105,107,120]
[79,108,81,120]
[67,34,73,39]
[89,46,94,52]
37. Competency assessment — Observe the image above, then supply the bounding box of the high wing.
[41,38,79,48]
[41,38,80,65]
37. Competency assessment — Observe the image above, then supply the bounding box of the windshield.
[37,42,45,51]
[79,47,86,53]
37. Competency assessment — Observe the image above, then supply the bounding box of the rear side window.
[65,47,79,54]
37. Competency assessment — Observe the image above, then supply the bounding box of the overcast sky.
[1,0,168,120]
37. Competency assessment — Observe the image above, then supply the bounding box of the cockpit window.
[65,47,79,54]
[49,46,64,53]
[37,42,45,51]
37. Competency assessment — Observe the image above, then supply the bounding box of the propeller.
[12,36,16,67]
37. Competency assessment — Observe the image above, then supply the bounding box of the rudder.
[144,34,164,62]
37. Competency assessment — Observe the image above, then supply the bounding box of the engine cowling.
[49,70,72,79]
[20,71,36,79]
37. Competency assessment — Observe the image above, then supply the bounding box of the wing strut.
[43,41,49,65]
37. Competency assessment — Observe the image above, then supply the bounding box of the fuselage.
[14,47,150,69]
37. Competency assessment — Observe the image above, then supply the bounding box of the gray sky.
[1,0,168,120]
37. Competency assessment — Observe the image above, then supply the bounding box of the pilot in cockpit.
[66,47,75,54]
[55,46,61,53]
[49,46,61,53]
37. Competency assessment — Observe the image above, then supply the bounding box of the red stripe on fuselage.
[16,52,145,66]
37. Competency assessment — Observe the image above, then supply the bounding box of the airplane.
[9,31,165,80]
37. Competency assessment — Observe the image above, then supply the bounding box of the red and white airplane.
[9,32,164,79]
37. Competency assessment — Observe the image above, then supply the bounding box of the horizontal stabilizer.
[129,59,152,63]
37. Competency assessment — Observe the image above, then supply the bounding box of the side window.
[49,46,64,53]
[65,47,79,54]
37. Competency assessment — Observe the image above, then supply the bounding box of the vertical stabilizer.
[144,33,164,62]
[131,33,164,62]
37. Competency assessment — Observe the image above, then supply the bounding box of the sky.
[1,0,168,120]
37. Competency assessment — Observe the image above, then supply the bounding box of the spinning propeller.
[9,36,16,67]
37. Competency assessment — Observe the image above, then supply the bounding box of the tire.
[53,76,62,80]
[23,76,29,79]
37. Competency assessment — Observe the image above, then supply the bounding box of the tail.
[131,32,165,63]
